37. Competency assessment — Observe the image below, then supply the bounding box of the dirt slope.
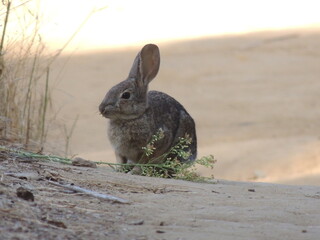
[1,152,320,240]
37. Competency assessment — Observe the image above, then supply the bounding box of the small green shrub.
[1,132,216,182]
[116,129,217,182]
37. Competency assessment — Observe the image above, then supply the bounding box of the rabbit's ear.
[128,44,160,86]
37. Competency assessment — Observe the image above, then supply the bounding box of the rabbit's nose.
[99,103,107,114]
[99,102,115,116]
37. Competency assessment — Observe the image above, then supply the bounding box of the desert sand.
[49,26,320,186]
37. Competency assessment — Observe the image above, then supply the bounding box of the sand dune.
[49,26,320,186]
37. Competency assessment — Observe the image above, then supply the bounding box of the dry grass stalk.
[0,1,50,150]
[1,1,108,155]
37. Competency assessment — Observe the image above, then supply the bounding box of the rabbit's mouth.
[99,104,131,120]
[99,103,115,118]
[99,103,145,120]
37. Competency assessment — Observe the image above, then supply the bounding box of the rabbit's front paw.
[128,165,142,175]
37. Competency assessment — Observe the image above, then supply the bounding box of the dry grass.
[0,1,108,155]
[0,1,52,150]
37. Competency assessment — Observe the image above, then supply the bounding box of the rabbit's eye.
[121,92,131,99]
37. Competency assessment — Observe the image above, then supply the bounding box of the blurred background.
[12,0,320,51]
[1,0,320,185]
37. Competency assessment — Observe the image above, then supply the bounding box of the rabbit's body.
[108,90,197,164]
[99,44,197,167]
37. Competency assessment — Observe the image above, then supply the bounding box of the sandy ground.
[1,151,320,240]
[48,26,320,186]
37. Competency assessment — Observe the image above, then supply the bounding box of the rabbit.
[99,44,197,171]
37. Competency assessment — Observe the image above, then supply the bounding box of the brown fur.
[99,44,197,165]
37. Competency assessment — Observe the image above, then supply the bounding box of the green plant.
[0,135,216,182]
[141,128,165,158]
[118,129,217,182]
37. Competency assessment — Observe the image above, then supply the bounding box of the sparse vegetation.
[128,129,216,182]
[0,1,100,155]
[0,129,216,182]
[0,1,53,150]
[0,1,110,157]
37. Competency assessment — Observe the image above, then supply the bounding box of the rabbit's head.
[99,44,160,120]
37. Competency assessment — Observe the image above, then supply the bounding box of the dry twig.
[47,180,130,204]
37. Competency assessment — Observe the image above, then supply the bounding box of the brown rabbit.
[99,44,197,169]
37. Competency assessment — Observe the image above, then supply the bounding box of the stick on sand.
[48,180,130,204]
